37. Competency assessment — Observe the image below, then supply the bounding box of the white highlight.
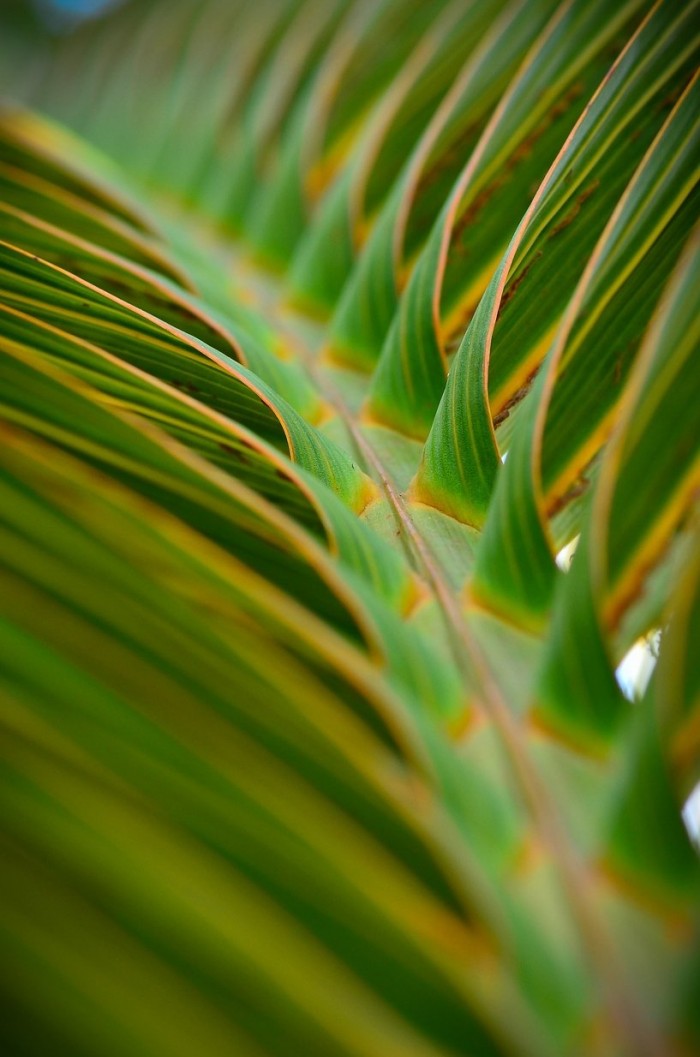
[615,634,659,702]
[683,785,700,847]
[555,535,579,571]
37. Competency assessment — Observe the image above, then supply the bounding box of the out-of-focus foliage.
[0,1,698,1055]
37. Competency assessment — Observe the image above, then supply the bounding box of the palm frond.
[0,1,698,1055]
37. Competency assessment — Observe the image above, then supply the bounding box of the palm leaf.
[0,1,698,1054]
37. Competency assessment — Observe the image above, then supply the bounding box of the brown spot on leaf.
[549,179,600,238]
[497,252,543,318]
[547,473,590,518]
[492,363,541,426]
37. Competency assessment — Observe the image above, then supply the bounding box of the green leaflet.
[327,0,559,367]
[0,427,555,1057]
[657,528,700,803]
[0,203,322,416]
[0,336,474,729]
[0,106,164,237]
[469,71,699,630]
[534,230,700,746]
[0,160,189,284]
[246,0,449,267]
[0,335,423,626]
[0,240,376,509]
[416,0,699,525]
[367,0,649,437]
[286,0,511,314]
